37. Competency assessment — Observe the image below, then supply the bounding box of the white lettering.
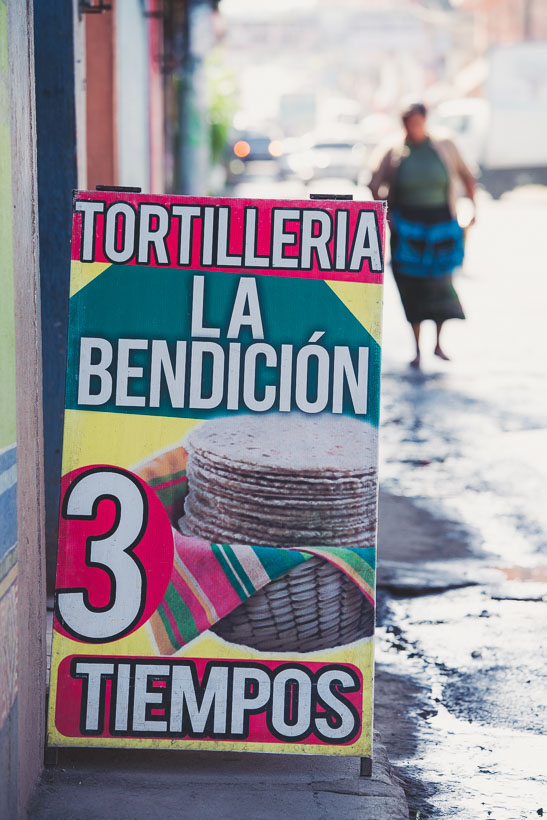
[115,338,148,407]
[75,662,114,732]
[201,206,215,266]
[230,667,271,735]
[137,204,169,264]
[189,341,224,409]
[227,278,264,340]
[170,665,228,734]
[315,669,358,740]
[149,340,186,408]
[272,209,299,268]
[243,208,269,267]
[301,210,332,269]
[132,664,169,732]
[217,207,242,266]
[349,212,382,272]
[171,204,201,265]
[191,275,220,338]
[75,200,105,262]
[77,337,113,406]
[104,202,136,263]
[271,668,312,738]
[243,344,277,412]
[332,346,369,414]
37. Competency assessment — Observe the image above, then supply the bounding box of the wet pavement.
[229,173,547,818]
[376,185,547,819]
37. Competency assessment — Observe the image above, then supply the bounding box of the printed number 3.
[55,467,148,642]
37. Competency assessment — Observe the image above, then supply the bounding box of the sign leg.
[44,746,58,767]
[360,756,372,777]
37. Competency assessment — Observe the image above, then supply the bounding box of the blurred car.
[226,130,285,182]
[283,127,367,184]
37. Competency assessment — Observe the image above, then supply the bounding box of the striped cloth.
[136,446,189,526]
[149,531,376,655]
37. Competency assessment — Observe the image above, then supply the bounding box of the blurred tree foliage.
[206,52,237,166]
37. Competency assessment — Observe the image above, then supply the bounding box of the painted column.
[33,0,81,590]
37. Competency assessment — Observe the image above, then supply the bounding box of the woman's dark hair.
[401,102,427,122]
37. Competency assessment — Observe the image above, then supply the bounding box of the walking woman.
[370,102,476,367]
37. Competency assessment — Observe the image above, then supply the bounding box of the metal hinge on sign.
[309,194,354,200]
[95,185,142,193]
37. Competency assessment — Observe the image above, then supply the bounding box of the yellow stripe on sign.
[70,260,113,297]
[49,622,157,660]
[326,281,383,345]
[61,410,200,474]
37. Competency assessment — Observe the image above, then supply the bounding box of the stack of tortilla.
[180,414,377,549]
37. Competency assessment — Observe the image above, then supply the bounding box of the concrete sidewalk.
[29,731,407,819]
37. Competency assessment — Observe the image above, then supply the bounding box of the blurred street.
[377,184,547,819]
[227,170,547,819]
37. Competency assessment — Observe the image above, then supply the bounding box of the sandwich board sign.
[47,191,385,762]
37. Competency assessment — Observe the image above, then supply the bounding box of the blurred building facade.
[458,0,547,50]
[81,0,221,195]
[220,0,547,135]
[220,0,475,133]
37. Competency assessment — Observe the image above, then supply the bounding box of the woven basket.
[211,555,374,652]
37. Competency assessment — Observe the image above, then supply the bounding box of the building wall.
[85,4,117,189]
[461,0,547,51]
[116,0,151,190]
[3,0,46,815]
[73,0,87,190]
[0,1,19,816]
